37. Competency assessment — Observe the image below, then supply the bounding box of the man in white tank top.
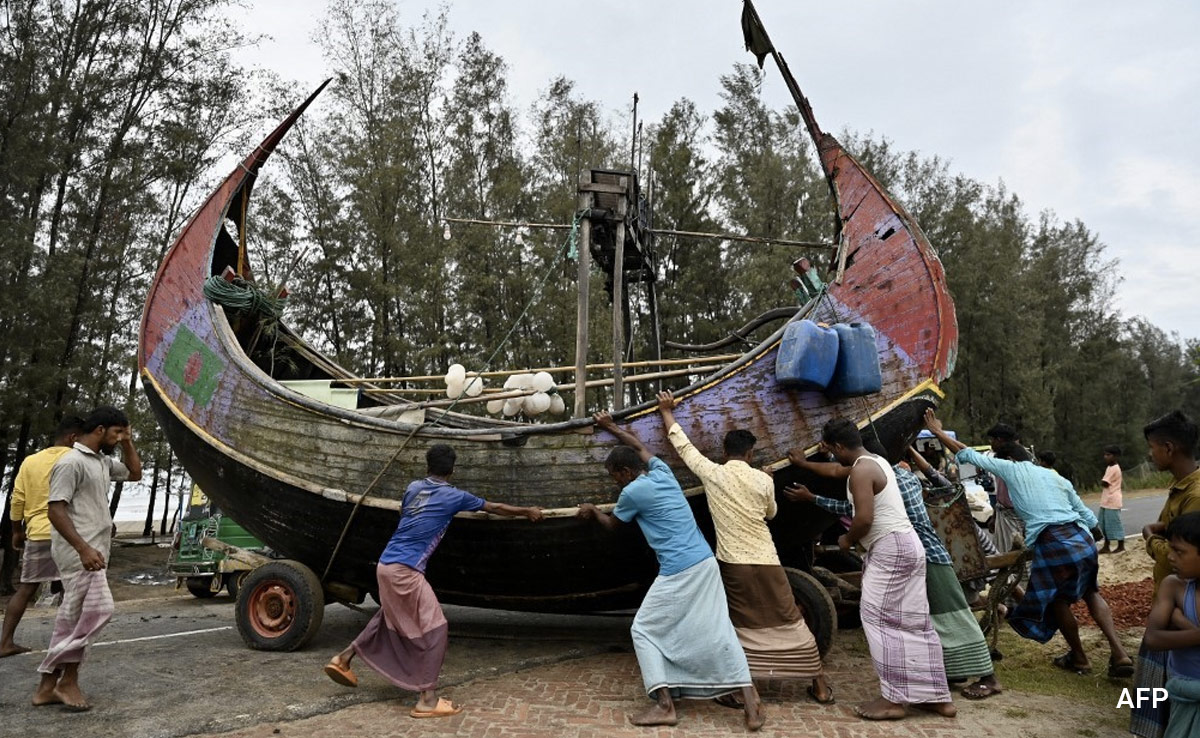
[821,418,956,721]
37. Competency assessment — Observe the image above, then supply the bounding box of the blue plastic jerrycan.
[829,322,882,397]
[775,320,839,390]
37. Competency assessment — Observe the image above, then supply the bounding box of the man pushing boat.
[653,390,834,706]
[578,411,765,731]
[323,444,543,718]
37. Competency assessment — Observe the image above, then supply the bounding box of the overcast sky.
[235,0,1200,342]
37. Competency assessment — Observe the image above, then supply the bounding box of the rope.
[320,212,586,582]
[203,275,284,319]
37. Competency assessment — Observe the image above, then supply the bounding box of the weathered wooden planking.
[138,78,958,612]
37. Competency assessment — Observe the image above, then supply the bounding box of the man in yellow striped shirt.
[1,416,83,658]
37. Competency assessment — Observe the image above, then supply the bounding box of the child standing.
[1142,511,1200,738]
[1099,445,1125,554]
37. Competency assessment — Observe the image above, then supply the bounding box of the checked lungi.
[631,556,752,699]
[1131,644,1169,738]
[860,530,952,704]
[37,569,114,673]
[719,561,823,680]
[19,540,60,584]
[351,562,448,691]
[1098,507,1125,543]
[1007,523,1098,643]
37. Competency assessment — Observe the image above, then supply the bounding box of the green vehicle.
[168,485,270,599]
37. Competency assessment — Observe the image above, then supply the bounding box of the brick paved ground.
[197,644,1125,738]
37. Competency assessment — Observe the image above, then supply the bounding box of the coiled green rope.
[203,275,284,319]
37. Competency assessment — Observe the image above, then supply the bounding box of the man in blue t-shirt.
[324,444,542,719]
[578,412,764,731]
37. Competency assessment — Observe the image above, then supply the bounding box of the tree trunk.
[142,451,162,538]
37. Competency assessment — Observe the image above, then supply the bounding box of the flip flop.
[1107,658,1135,678]
[1052,653,1092,675]
[806,684,836,705]
[323,661,358,688]
[961,682,1002,700]
[410,697,464,719]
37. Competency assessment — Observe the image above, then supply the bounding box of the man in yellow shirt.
[1,416,83,658]
[1131,410,1200,738]
[655,391,833,707]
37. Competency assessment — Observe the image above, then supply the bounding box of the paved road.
[0,593,633,738]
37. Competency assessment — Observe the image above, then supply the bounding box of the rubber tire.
[186,577,218,599]
[813,549,863,574]
[224,570,248,600]
[783,567,837,658]
[235,560,325,652]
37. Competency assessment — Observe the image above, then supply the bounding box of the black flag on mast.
[741,0,774,69]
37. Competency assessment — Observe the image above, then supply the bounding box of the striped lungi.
[925,562,993,680]
[352,562,448,692]
[1008,523,1098,644]
[37,569,114,673]
[1098,507,1125,542]
[860,530,951,704]
[631,556,752,699]
[718,561,823,680]
[19,540,59,584]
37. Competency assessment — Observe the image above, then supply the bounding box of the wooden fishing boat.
[137,5,956,650]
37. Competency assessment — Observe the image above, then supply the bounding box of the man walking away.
[36,407,141,711]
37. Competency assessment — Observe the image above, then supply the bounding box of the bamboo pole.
[332,354,742,385]
[574,182,592,418]
[650,228,838,250]
[611,178,628,410]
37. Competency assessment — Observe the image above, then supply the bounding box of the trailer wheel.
[236,560,325,651]
[224,570,249,599]
[783,567,837,658]
[186,577,218,599]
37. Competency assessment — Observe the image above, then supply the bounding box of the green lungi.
[926,561,994,680]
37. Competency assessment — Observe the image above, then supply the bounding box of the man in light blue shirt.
[923,410,1133,678]
[578,412,763,731]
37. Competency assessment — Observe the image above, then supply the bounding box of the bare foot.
[913,701,957,717]
[744,700,766,731]
[32,689,63,706]
[1,643,32,658]
[854,697,906,720]
[53,683,92,712]
[630,702,678,726]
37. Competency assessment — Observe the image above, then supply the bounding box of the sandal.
[1108,657,1135,678]
[410,697,464,719]
[323,661,358,688]
[806,684,836,705]
[1052,652,1092,675]
[961,681,1002,700]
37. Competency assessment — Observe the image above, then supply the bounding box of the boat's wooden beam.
[383,366,717,410]
[333,354,741,384]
